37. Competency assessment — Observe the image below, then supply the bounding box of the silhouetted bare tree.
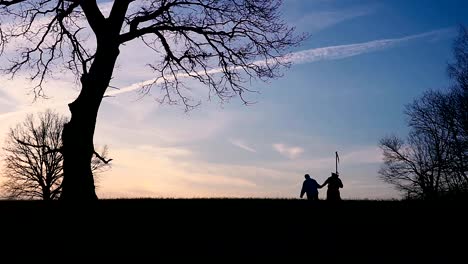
[448,26,468,93]
[380,92,453,200]
[0,0,305,200]
[1,110,111,200]
[446,26,468,188]
[379,26,468,200]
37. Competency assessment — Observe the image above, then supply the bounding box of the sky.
[0,0,467,200]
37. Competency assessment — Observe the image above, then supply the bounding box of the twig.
[16,139,62,154]
[93,150,113,164]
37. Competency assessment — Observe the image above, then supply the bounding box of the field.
[0,199,466,262]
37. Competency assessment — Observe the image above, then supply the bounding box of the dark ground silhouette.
[0,199,466,262]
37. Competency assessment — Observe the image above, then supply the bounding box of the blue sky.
[0,0,467,199]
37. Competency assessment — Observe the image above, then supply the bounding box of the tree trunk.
[43,188,51,201]
[60,107,98,200]
[60,43,120,201]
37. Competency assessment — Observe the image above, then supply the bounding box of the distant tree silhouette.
[379,97,452,200]
[0,0,305,200]
[446,26,468,187]
[379,26,468,200]
[1,110,111,200]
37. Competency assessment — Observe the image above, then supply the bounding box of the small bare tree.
[0,1,305,200]
[1,110,111,200]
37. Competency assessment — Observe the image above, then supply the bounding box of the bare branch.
[0,0,26,6]
[79,0,105,35]
[117,0,306,108]
[16,139,62,154]
[93,149,112,164]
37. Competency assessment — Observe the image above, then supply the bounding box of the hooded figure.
[321,172,343,201]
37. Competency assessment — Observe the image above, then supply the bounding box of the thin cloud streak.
[229,139,257,153]
[0,28,454,120]
[105,28,454,97]
[296,7,374,33]
[0,98,67,121]
[285,28,454,64]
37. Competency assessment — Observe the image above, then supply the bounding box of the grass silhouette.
[0,198,465,261]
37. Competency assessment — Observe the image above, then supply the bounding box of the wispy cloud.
[273,143,304,159]
[296,7,374,33]
[0,28,454,120]
[94,144,391,199]
[264,145,383,172]
[340,147,382,164]
[105,28,454,97]
[284,28,454,64]
[97,146,260,198]
[229,139,257,153]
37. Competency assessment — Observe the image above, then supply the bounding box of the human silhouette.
[321,172,343,201]
[300,174,321,200]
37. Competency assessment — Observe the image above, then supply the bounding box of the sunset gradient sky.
[1,0,467,199]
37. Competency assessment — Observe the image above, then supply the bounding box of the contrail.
[0,28,454,120]
[106,28,454,97]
